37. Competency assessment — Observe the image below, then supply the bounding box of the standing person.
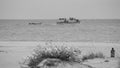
[111,47,115,58]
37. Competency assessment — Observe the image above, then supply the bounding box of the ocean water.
[0,19,120,43]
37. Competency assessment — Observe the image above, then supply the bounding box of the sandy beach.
[0,41,120,68]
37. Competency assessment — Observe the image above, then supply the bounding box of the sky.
[0,0,120,19]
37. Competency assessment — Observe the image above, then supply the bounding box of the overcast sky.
[0,0,120,19]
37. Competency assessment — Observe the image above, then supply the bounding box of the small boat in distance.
[29,22,42,25]
[57,17,80,24]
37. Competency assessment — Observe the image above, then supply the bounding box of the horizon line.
[0,18,120,20]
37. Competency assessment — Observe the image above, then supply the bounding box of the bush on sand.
[23,45,81,68]
[82,52,105,61]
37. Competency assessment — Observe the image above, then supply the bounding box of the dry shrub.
[82,52,105,61]
[24,45,81,68]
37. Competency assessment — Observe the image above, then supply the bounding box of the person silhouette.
[111,47,115,58]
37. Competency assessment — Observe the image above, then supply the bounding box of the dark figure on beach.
[111,48,115,58]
